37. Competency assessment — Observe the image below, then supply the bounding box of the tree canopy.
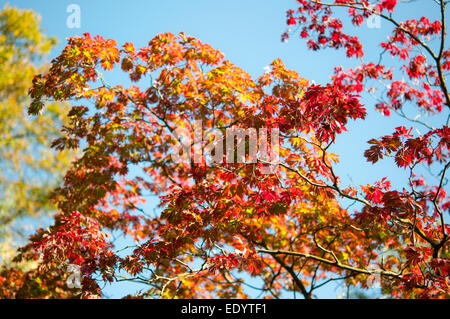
[0,0,448,299]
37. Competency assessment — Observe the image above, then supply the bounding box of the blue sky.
[6,0,448,298]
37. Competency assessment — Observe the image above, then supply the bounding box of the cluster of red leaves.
[283,0,450,298]
[17,211,117,296]
[298,84,366,142]
[364,126,449,167]
[30,212,113,265]
[402,245,450,298]
[284,1,447,116]
[284,1,364,58]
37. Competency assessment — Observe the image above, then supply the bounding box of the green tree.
[0,4,74,265]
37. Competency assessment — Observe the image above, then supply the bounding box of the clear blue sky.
[7,0,448,298]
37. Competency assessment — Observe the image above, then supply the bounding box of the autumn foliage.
[1,0,449,299]
[0,5,73,265]
[282,0,449,298]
